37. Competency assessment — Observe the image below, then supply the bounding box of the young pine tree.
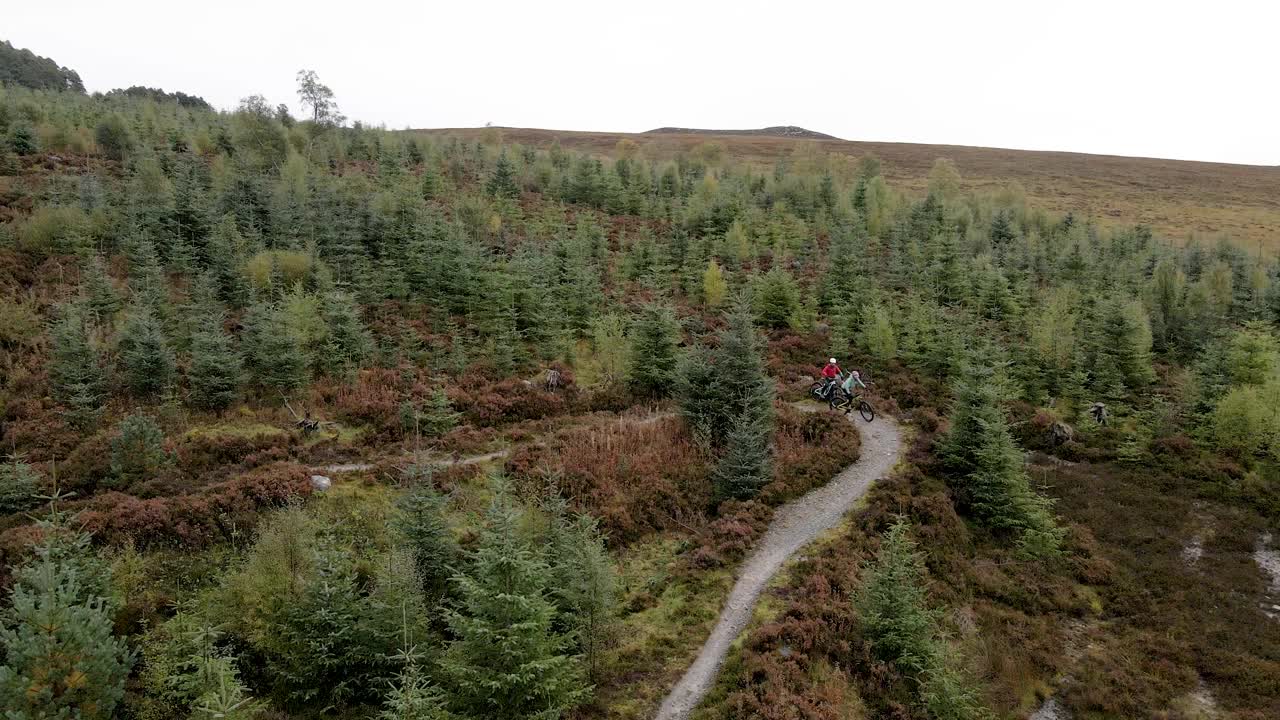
[0,514,134,718]
[627,303,681,399]
[118,304,177,398]
[702,259,727,308]
[188,321,243,412]
[110,412,170,487]
[486,152,520,198]
[753,267,800,329]
[677,300,775,448]
[83,254,122,320]
[712,412,773,500]
[393,484,460,602]
[379,656,454,720]
[439,490,587,719]
[320,289,373,376]
[543,501,617,682]
[241,302,310,393]
[939,367,1063,556]
[49,304,108,427]
[0,453,40,514]
[855,520,988,720]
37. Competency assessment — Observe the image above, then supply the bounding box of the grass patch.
[590,534,733,719]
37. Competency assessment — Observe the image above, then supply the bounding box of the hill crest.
[644,125,838,140]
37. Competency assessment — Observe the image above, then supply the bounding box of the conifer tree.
[118,304,177,398]
[188,321,243,412]
[486,152,520,198]
[678,300,775,451]
[0,513,134,718]
[440,491,587,719]
[753,268,800,329]
[83,254,122,320]
[543,501,616,682]
[393,484,459,601]
[50,304,107,427]
[712,412,773,500]
[380,656,454,720]
[0,452,39,514]
[206,214,251,308]
[627,303,681,398]
[855,520,988,720]
[939,366,1063,556]
[241,302,309,392]
[320,289,372,376]
[860,301,898,361]
[702,259,727,308]
[110,412,170,486]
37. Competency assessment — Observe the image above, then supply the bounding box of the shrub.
[76,462,313,548]
[506,417,710,544]
[109,413,170,488]
[1211,381,1280,459]
[94,114,134,161]
[243,250,313,292]
[18,206,90,256]
[451,379,566,427]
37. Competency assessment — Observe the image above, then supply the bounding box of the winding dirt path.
[655,411,903,720]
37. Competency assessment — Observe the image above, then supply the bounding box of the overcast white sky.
[7,0,1278,165]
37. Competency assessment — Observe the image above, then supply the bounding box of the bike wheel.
[858,400,875,423]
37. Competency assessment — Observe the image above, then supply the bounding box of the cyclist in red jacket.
[819,358,842,398]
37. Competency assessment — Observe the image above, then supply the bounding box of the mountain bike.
[830,387,875,422]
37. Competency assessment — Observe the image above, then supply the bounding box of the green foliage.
[587,313,628,386]
[860,301,898,361]
[18,206,89,255]
[1211,381,1280,459]
[380,657,453,720]
[1224,321,1279,386]
[82,255,122,319]
[543,500,617,681]
[118,304,177,398]
[855,520,988,720]
[402,389,461,438]
[753,267,800,329]
[0,40,84,91]
[712,412,773,500]
[320,289,372,375]
[393,484,460,600]
[188,321,243,411]
[627,303,681,398]
[138,611,261,720]
[7,122,38,156]
[241,302,309,392]
[702,260,727,308]
[0,522,133,719]
[233,95,289,171]
[0,453,40,514]
[939,367,1063,556]
[94,114,134,161]
[439,490,588,719]
[50,304,107,427]
[110,412,170,486]
[486,152,520,198]
[212,509,424,713]
[677,300,775,449]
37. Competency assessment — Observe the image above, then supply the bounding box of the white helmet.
[829,358,837,364]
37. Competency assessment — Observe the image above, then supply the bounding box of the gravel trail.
[655,411,903,720]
